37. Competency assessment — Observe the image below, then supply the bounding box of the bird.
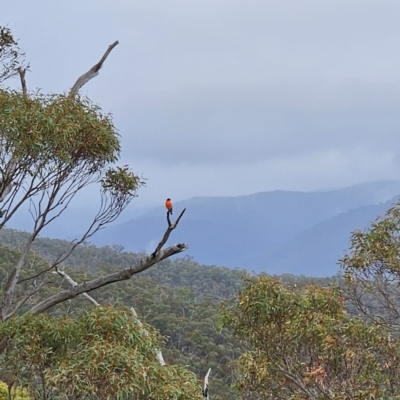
[165,198,173,215]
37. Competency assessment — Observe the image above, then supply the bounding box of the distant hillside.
[90,181,400,274]
[247,199,396,276]
[0,231,338,398]
[4,180,400,276]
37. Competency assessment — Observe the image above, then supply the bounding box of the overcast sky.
[4,1,400,209]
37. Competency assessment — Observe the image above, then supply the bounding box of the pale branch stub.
[203,368,211,399]
[17,67,28,97]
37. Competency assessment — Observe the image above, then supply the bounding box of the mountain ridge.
[89,180,400,274]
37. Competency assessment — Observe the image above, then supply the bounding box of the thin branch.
[4,281,50,321]
[17,262,54,285]
[277,364,319,400]
[130,307,166,366]
[167,211,172,227]
[70,41,119,94]
[1,233,36,319]
[152,208,186,257]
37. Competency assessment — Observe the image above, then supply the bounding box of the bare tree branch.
[17,263,55,285]
[277,365,320,400]
[29,242,187,314]
[29,211,188,314]
[70,41,119,94]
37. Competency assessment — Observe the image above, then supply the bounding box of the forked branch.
[152,208,186,257]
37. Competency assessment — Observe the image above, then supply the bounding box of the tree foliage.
[0,26,25,84]
[341,204,400,332]
[1,306,201,399]
[0,26,198,399]
[0,26,147,320]
[0,381,30,400]
[222,277,400,399]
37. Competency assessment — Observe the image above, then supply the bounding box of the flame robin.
[165,198,173,215]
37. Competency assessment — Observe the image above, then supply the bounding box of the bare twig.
[17,263,56,284]
[167,211,172,227]
[70,41,119,94]
[277,364,320,400]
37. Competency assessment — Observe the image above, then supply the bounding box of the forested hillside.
[6,181,400,276]
[0,228,338,398]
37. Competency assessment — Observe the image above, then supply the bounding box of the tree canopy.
[1,306,201,399]
[222,276,400,399]
[0,26,201,399]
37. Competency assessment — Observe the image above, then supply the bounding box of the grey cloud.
[120,79,400,165]
[3,0,400,202]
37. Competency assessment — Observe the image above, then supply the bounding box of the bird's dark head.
[166,198,171,201]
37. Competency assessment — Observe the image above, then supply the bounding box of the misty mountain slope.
[93,216,259,266]
[134,180,400,229]
[91,181,400,271]
[247,199,396,277]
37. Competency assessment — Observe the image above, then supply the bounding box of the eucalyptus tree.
[222,277,400,399]
[0,27,187,321]
[0,26,205,399]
